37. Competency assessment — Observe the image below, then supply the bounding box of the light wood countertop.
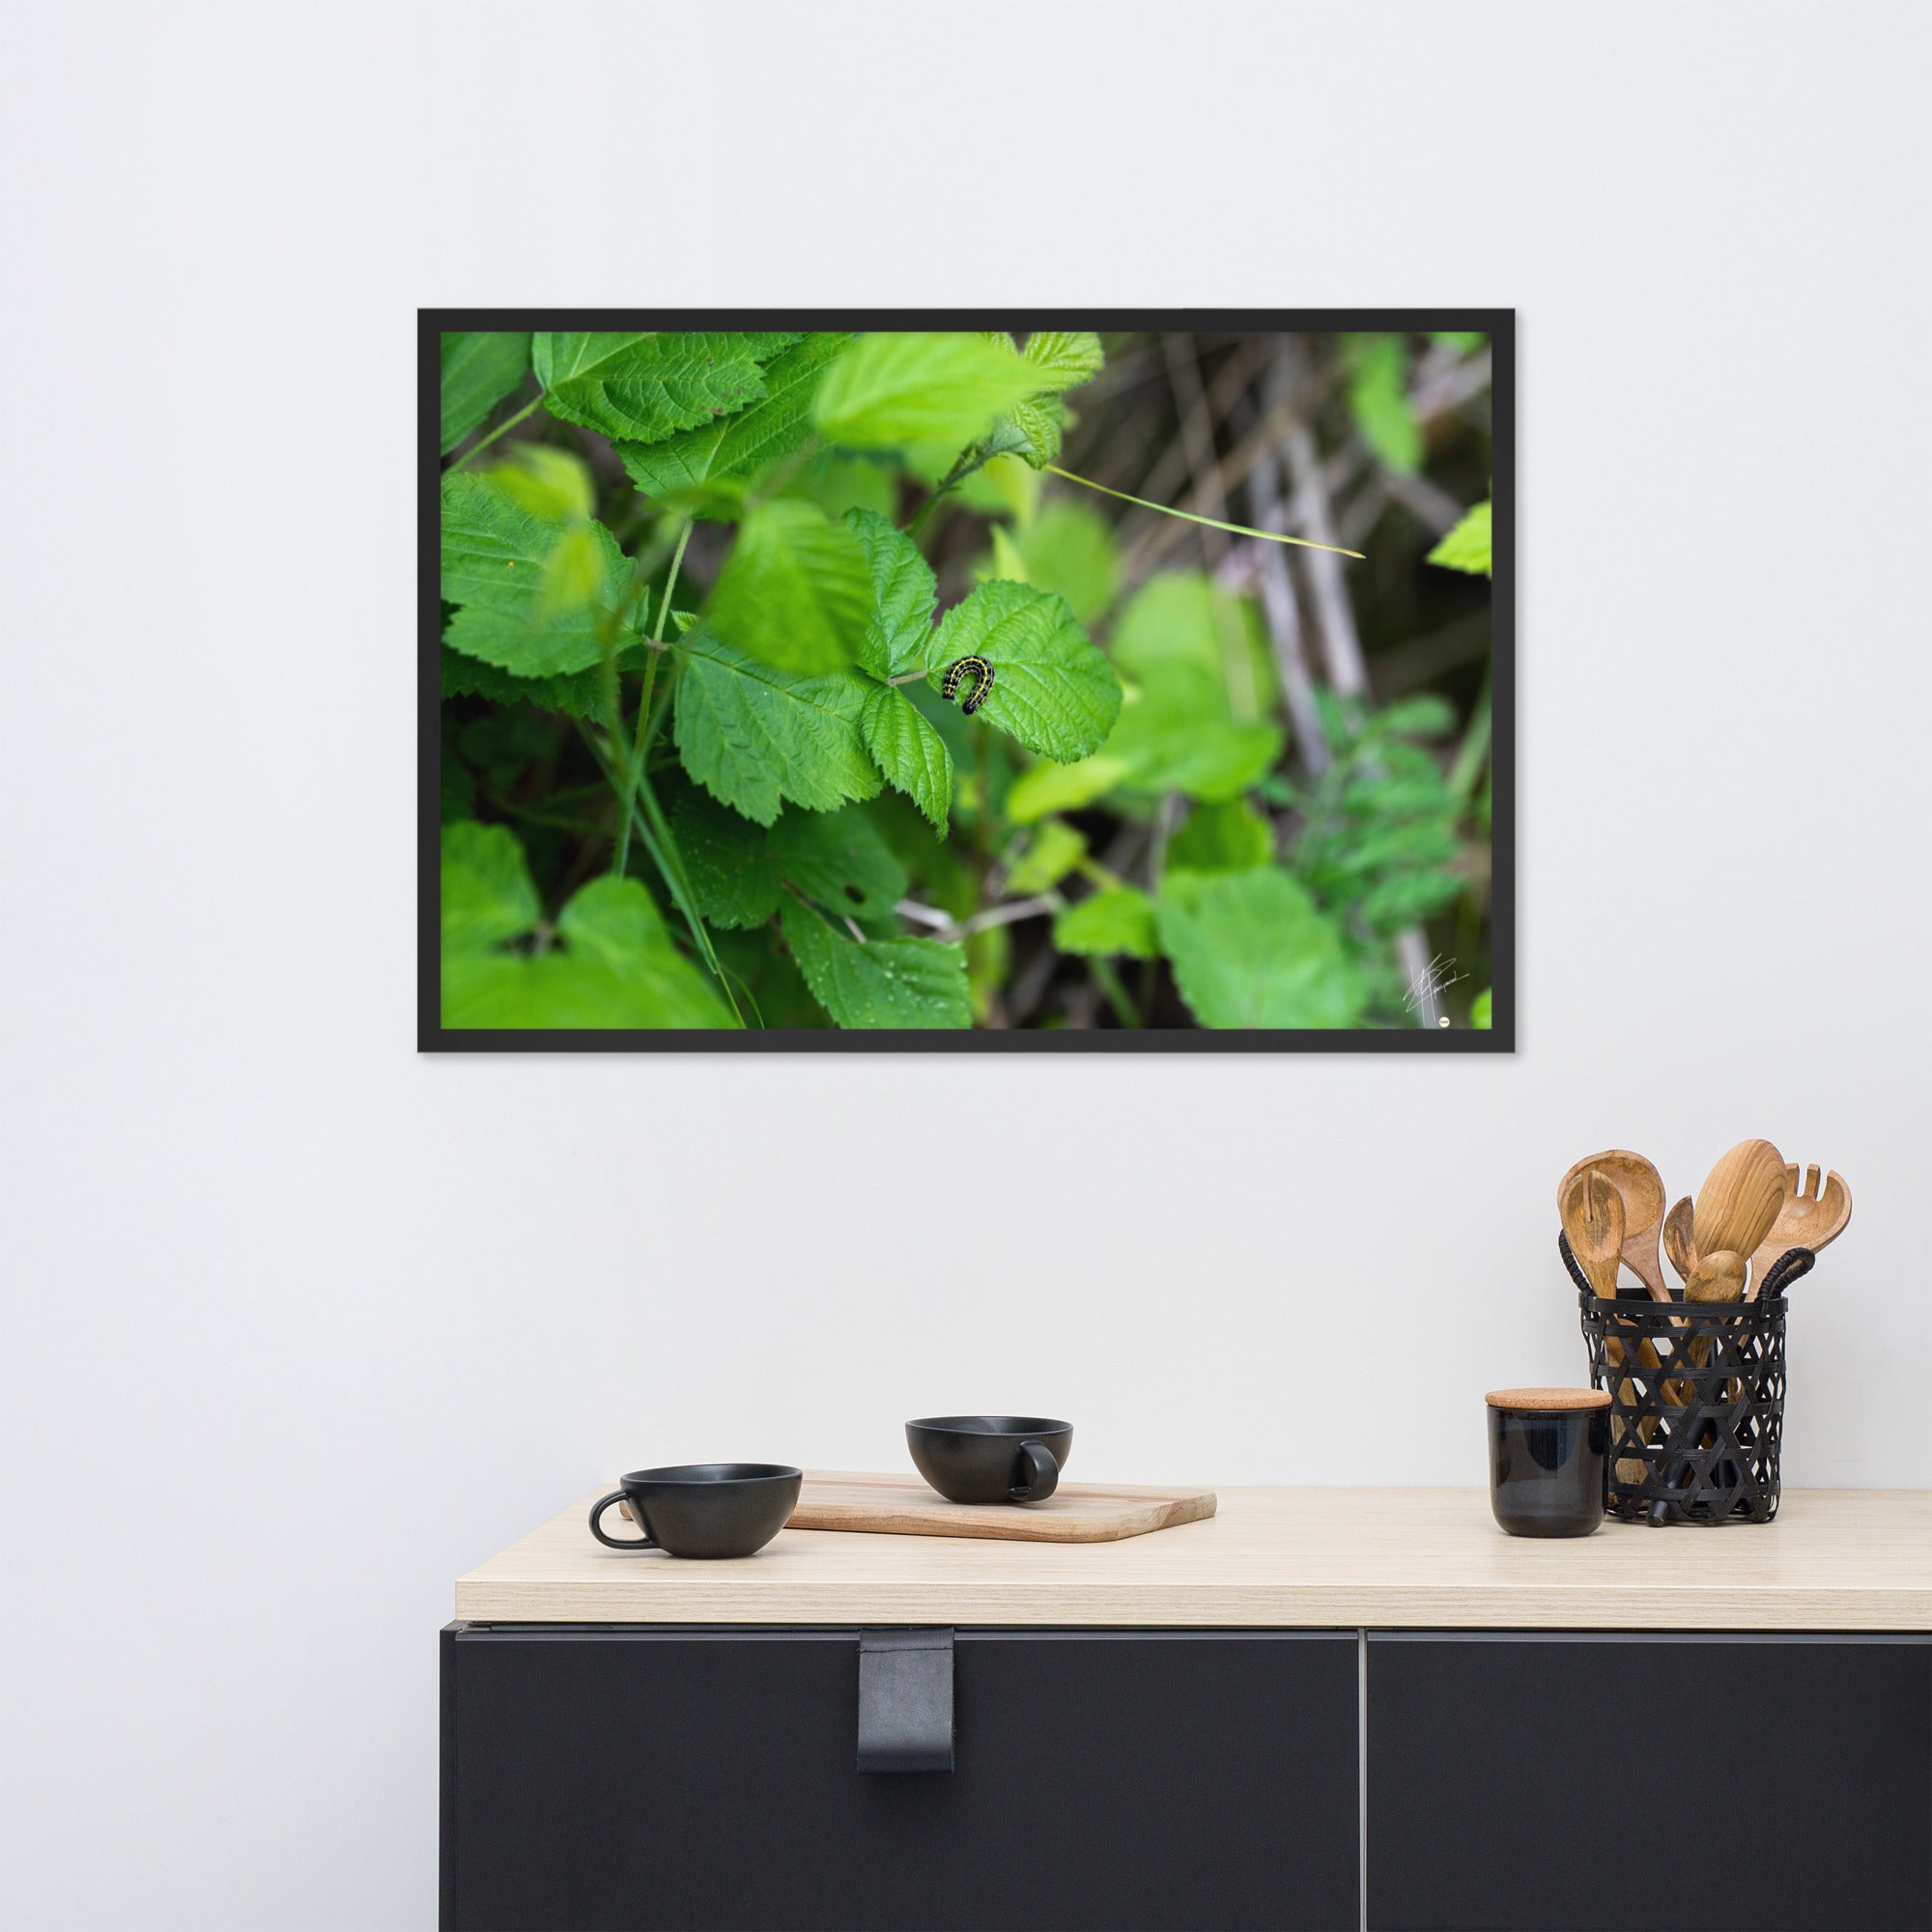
[455,1481,1932,1631]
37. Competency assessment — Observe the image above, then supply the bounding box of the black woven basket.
[1563,1233,1812,1525]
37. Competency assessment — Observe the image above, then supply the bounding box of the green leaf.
[1168,798,1274,873]
[812,331,1059,451]
[1158,869,1363,1028]
[843,506,936,678]
[670,788,782,929]
[1012,500,1120,626]
[616,332,852,508]
[1469,986,1493,1030]
[984,331,1105,468]
[441,821,539,955]
[708,500,870,674]
[440,473,635,676]
[554,876,734,1025]
[672,624,882,826]
[1344,333,1422,474]
[779,899,969,1029]
[860,683,952,830]
[1427,500,1492,578]
[440,331,531,455]
[1005,818,1087,895]
[1102,573,1282,799]
[440,639,653,720]
[442,874,734,1030]
[534,523,605,620]
[928,580,1122,762]
[1429,330,1488,355]
[769,807,908,922]
[1004,753,1132,824]
[1022,330,1105,387]
[479,443,595,523]
[533,330,797,441]
[1053,885,1159,960]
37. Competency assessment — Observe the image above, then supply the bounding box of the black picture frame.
[421,308,1514,1053]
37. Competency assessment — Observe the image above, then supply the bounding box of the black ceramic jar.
[1485,1387,1608,1538]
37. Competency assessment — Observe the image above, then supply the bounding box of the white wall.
[5,2,1927,1925]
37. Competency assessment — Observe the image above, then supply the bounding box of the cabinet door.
[442,1626,1359,1932]
[1366,1632,1931,1931]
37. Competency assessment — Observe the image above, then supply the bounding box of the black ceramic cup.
[587,1463,802,1558]
[1485,1389,1608,1538]
[905,1416,1072,1505]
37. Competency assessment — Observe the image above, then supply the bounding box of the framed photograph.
[423,311,1512,1051]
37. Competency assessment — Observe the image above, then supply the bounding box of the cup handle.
[1009,1440,1060,1503]
[588,1491,657,1550]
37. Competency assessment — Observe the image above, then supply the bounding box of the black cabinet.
[441,1626,1361,1932]
[1366,1633,1932,1931]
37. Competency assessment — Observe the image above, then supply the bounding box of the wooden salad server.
[1747,1165,1852,1299]
[1557,1151,1669,1301]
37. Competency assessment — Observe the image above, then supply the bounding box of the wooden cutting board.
[785,1470,1217,1544]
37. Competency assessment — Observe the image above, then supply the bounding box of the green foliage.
[436,327,1493,1034]
[616,332,851,509]
[768,807,908,922]
[1006,818,1088,895]
[980,329,1106,468]
[440,331,531,454]
[672,626,882,825]
[1004,753,1132,823]
[812,331,1057,451]
[845,507,937,678]
[928,580,1122,761]
[860,683,952,830]
[1281,692,1469,1012]
[533,330,797,441]
[1054,885,1158,959]
[440,827,731,1029]
[1103,573,1281,799]
[440,639,652,720]
[670,789,783,929]
[441,821,539,952]
[1428,500,1492,578]
[1469,986,1492,1030]
[708,500,871,675]
[480,443,595,523]
[1344,333,1422,474]
[440,473,635,676]
[1010,499,1120,625]
[1168,797,1273,873]
[1157,869,1363,1028]
[778,899,969,1028]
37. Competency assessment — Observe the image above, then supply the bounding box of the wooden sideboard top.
[454,1480,1932,1630]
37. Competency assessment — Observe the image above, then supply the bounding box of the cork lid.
[1485,1386,1611,1411]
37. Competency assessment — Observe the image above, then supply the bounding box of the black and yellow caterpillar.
[941,655,994,716]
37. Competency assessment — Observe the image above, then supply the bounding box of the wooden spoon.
[1557,1151,1669,1301]
[1662,1196,1697,1285]
[1747,1165,1852,1299]
[1692,1140,1786,1267]
[1684,1249,1746,1304]
[1559,1168,1624,1296]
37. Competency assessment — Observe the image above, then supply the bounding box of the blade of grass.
[575,721,749,1028]
[1041,463,1365,558]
